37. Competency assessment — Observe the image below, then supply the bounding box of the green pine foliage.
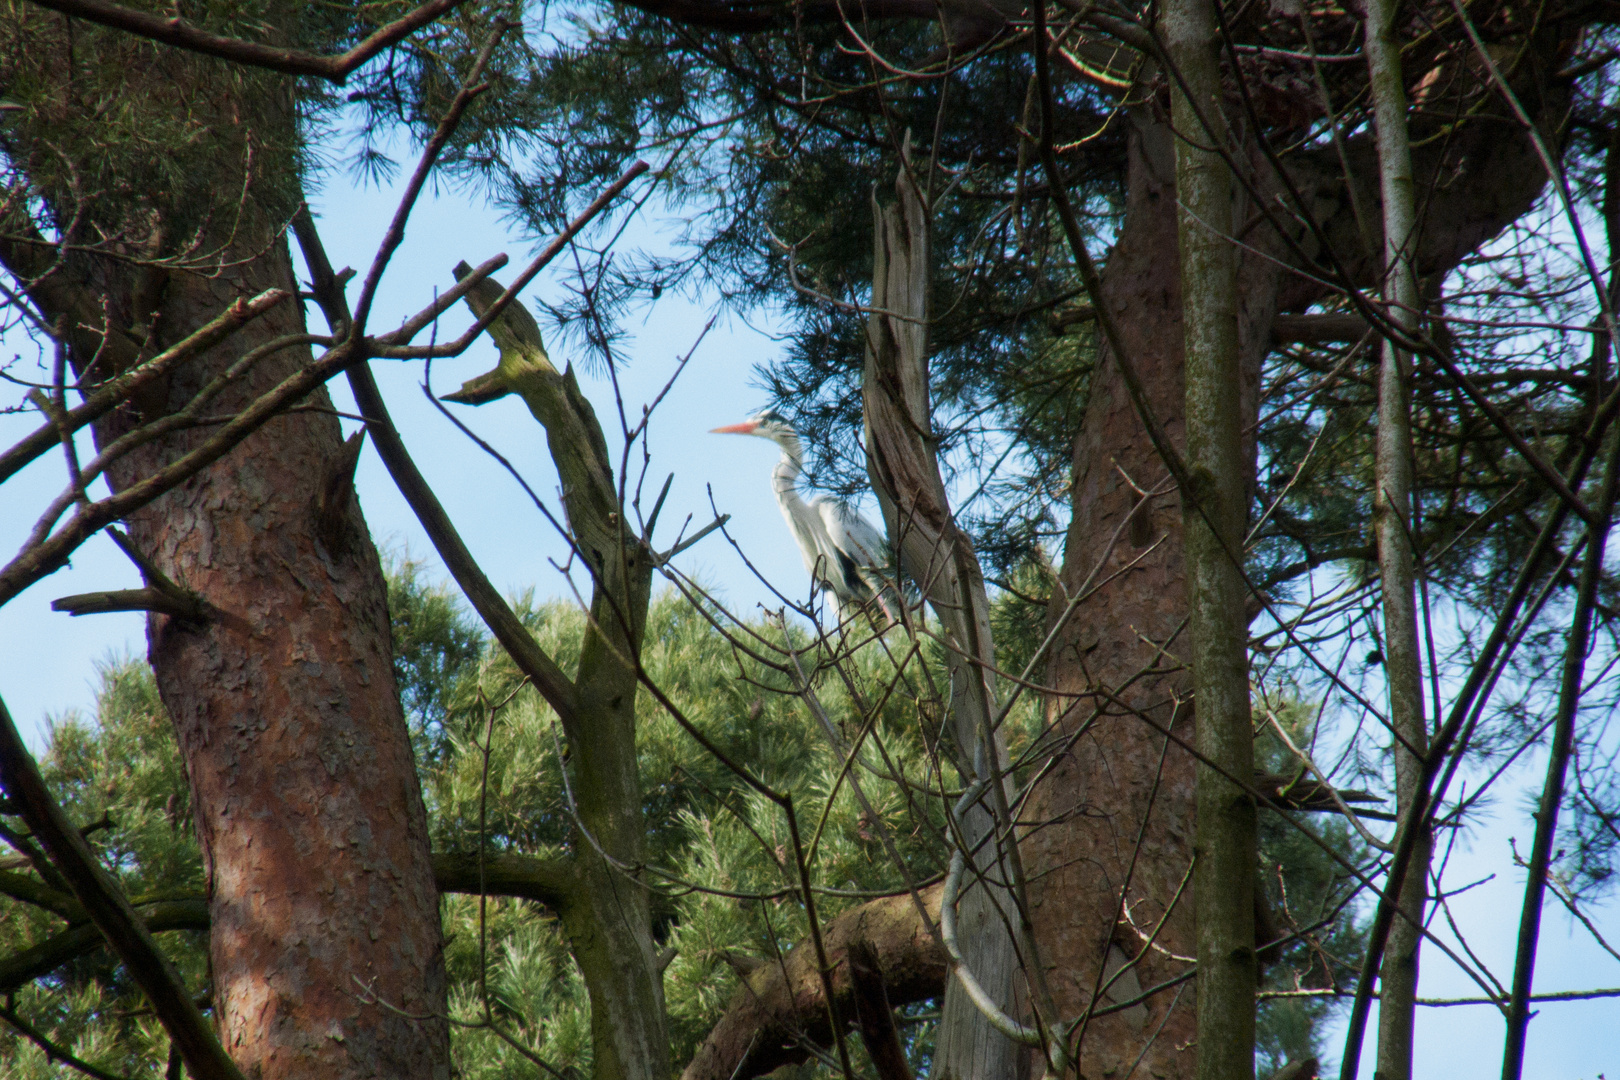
[0,564,965,1076]
[0,562,1360,1078]
[0,658,204,1079]
[416,584,967,1072]
[1253,699,1372,1077]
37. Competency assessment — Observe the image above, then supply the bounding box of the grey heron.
[711,410,895,622]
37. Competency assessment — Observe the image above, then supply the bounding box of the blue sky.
[2,135,1618,1079]
[0,156,823,740]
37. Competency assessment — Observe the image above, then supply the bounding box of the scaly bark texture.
[1025,109,1282,1079]
[5,236,454,1080]
[1029,62,1557,1075]
[1,14,450,1077]
[119,247,450,1080]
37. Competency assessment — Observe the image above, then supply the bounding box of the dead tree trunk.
[863,163,1038,1079]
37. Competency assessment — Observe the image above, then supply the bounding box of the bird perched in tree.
[712,409,896,622]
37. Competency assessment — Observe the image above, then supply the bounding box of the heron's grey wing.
[814,498,908,621]
[779,498,831,584]
[813,497,889,570]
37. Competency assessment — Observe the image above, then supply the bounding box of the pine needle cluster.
[0,559,1366,1077]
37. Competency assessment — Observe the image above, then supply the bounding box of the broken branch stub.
[443,259,668,1080]
[444,261,621,574]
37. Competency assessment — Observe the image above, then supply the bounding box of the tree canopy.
[5,0,1620,1078]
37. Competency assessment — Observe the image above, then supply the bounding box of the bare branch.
[0,289,289,486]
[22,0,471,83]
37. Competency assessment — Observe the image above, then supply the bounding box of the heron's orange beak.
[710,421,759,434]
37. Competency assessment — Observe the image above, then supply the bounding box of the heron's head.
[710,409,797,445]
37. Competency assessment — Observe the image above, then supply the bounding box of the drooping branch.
[680,885,946,1080]
[0,853,576,994]
[0,900,211,995]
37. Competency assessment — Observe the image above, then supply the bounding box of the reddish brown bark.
[1,21,452,1072]
[1022,114,1283,1080]
[108,246,449,1080]
[1028,57,1561,1079]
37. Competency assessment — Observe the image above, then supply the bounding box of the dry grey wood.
[861,158,1045,1079]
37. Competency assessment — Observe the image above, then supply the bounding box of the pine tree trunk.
[1027,107,1282,1079]
[1,19,450,1078]
[1029,28,1561,1070]
[133,244,451,1080]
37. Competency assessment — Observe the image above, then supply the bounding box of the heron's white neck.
[769,431,806,503]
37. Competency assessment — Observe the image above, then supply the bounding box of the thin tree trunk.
[1165,1,1257,1078]
[443,269,669,1080]
[1363,0,1430,1074]
[1499,126,1620,1080]
[1499,426,1620,1078]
